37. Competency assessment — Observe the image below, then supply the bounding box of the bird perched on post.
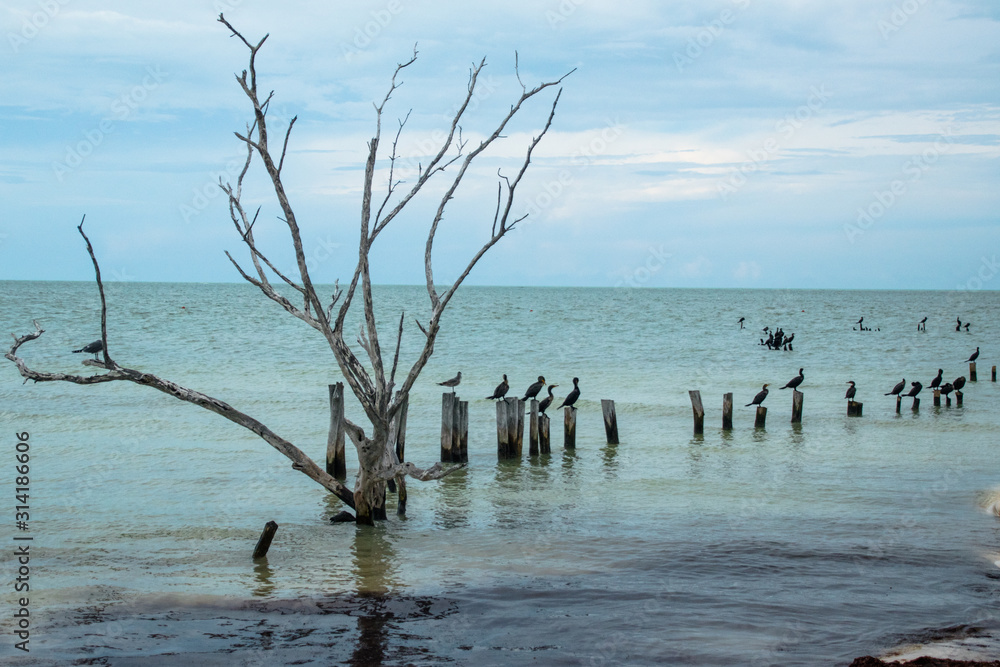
[738,317,745,329]
[940,382,954,397]
[558,377,581,409]
[437,372,462,393]
[918,316,927,331]
[746,384,770,407]
[780,368,804,391]
[904,381,922,398]
[72,339,104,360]
[967,347,980,363]
[522,376,546,401]
[539,385,558,414]
[929,369,943,390]
[953,376,967,392]
[486,374,509,400]
[885,379,906,396]
[845,381,856,401]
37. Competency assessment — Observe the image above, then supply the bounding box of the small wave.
[882,625,1000,663]
[976,488,1000,516]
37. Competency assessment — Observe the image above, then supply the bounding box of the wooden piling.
[449,398,464,463]
[601,399,619,444]
[722,393,733,430]
[508,397,524,458]
[992,365,996,382]
[539,414,551,454]
[564,406,577,449]
[327,383,346,479]
[933,389,941,407]
[912,397,920,411]
[441,393,456,462]
[970,362,977,382]
[754,406,767,428]
[791,390,803,423]
[458,400,469,463]
[946,395,952,407]
[689,391,704,435]
[956,391,963,406]
[496,399,512,459]
[847,400,863,417]
[529,400,540,456]
[252,521,278,560]
[895,395,901,414]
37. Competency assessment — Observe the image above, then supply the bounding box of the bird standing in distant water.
[72,339,104,360]
[845,381,856,401]
[967,347,980,363]
[522,376,546,401]
[956,317,962,332]
[486,374,509,400]
[558,377,581,409]
[746,384,770,407]
[437,371,462,393]
[780,368,804,391]
[539,385,558,414]
[885,379,906,396]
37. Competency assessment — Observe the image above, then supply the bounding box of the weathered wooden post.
[449,398,463,463]
[946,394,952,407]
[911,397,920,411]
[529,399,540,456]
[252,520,278,560]
[601,399,619,444]
[510,398,525,458]
[689,390,704,435]
[391,393,410,516]
[847,400,863,416]
[993,365,997,382]
[441,393,456,462]
[895,395,902,414]
[458,400,469,463]
[539,413,551,454]
[327,383,346,479]
[970,362,977,382]
[496,399,511,459]
[754,406,767,428]
[933,389,941,407]
[564,406,577,449]
[722,393,733,430]
[956,391,963,406]
[791,390,803,423]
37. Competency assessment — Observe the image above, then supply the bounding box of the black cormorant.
[486,374,509,400]
[904,381,922,398]
[780,368,804,390]
[845,381,856,401]
[918,316,927,331]
[940,382,954,397]
[738,317,745,329]
[967,347,980,363]
[539,385,558,414]
[929,369,943,390]
[953,376,967,392]
[72,339,104,360]
[522,376,546,401]
[885,379,906,396]
[437,372,462,393]
[746,384,770,407]
[956,317,962,332]
[558,377,580,409]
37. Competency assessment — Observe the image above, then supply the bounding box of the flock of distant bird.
[437,372,581,415]
[744,347,981,409]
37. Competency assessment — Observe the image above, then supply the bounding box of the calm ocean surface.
[2,281,1000,665]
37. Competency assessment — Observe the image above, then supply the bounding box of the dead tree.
[5,16,572,525]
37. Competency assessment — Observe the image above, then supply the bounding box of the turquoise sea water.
[2,281,999,665]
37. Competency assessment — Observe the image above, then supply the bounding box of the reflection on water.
[351,526,398,595]
[252,559,275,598]
[350,592,391,667]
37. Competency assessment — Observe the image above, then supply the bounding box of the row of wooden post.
[495,397,619,460]
[689,389,807,433]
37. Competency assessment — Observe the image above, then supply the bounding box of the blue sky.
[1,0,998,289]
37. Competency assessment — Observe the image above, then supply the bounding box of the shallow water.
[1,282,999,665]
